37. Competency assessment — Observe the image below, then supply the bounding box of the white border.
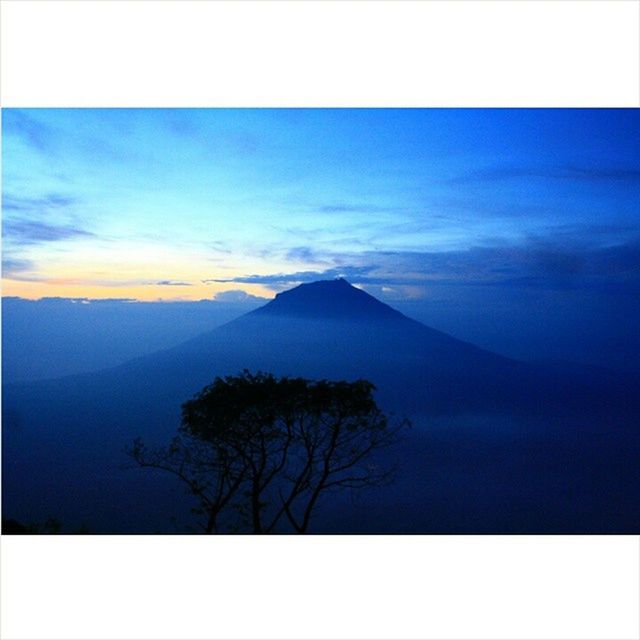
[1,0,639,107]
[1,1,639,639]
[2,536,639,640]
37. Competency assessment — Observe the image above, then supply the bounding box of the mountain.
[162,278,519,408]
[250,277,405,320]
[149,278,634,415]
[3,279,639,533]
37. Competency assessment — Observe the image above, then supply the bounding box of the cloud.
[203,236,640,296]
[317,203,402,215]
[2,110,54,152]
[285,246,328,263]
[1,271,193,287]
[3,109,145,165]
[565,167,640,181]
[450,164,640,185]
[153,280,193,286]
[209,240,232,255]
[165,113,263,157]
[204,265,379,289]
[3,220,95,245]
[2,257,34,278]
[2,193,77,212]
[213,290,269,303]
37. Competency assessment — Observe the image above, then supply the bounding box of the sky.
[2,108,640,302]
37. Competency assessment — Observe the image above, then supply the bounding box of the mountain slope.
[3,279,639,533]
[248,277,407,321]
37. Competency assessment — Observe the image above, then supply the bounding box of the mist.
[392,284,640,374]
[4,281,639,386]
[3,280,639,534]
[2,296,265,382]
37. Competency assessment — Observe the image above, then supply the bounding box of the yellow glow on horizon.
[1,232,326,302]
[1,278,276,302]
[0,237,304,301]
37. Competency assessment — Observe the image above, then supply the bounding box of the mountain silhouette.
[3,279,639,533]
[173,277,518,401]
[250,278,405,321]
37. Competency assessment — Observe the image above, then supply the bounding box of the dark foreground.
[3,281,639,533]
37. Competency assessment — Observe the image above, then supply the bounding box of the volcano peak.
[252,278,405,322]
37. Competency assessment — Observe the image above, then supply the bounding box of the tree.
[128,371,407,533]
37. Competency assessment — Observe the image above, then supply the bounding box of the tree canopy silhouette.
[128,371,407,533]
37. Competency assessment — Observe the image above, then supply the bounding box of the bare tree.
[128,434,247,533]
[128,371,408,533]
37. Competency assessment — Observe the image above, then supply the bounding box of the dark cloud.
[565,166,640,181]
[318,203,401,214]
[2,110,54,151]
[285,246,326,263]
[542,222,640,239]
[2,193,77,212]
[204,237,640,296]
[3,109,142,164]
[595,241,640,273]
[4,220,95,245]
[2,257,33,278]
[450,164,640,185]
[204,266,378,289]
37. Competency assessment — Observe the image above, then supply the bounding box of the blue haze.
[2,109,640,533]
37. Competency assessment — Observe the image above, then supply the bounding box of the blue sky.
[2,108,639,301]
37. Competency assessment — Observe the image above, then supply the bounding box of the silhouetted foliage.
[128,371,407,533]
[0,517,86,534]
[2,519,29,534]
